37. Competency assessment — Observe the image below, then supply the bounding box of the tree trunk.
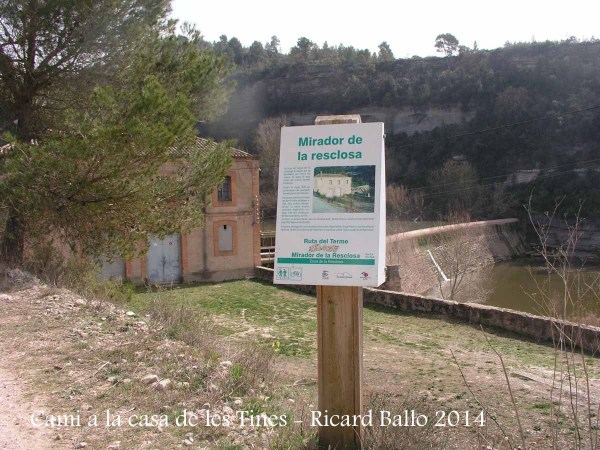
[2,89,36,265]
[1,206,25,265]
[16,96,34,142]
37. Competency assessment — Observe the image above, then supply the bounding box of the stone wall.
[254,266,600,354]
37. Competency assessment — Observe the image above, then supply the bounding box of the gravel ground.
[0,365,56,450]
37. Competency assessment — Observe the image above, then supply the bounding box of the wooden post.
[315,114,363,450]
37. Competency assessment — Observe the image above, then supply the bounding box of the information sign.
[274,122,385,286]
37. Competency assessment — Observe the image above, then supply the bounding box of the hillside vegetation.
[199,36,600,219]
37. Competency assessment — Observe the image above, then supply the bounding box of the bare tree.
[255,116,287,216]
[386,184,426,234]
[428,160,479,217]
[526,197,600,449]
[385,210,495,299]
[430,211,494,301]
[453,198,600,450]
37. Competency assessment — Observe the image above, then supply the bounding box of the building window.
[217,176,232,201]
[218,224,233,252]
[213,220,237,256]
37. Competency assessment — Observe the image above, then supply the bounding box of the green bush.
[23,241,133,303]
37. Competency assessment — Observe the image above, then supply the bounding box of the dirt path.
[0,366,54,450]
[0,282,59,450]
[0,272,284,449]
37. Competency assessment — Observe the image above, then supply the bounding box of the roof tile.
[194,137,255,158]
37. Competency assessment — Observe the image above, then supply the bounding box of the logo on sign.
[278,267,302,281]
[290,267,302,281]
[360,272,370,280]
[322,270,329,280]
[277,267,289,280]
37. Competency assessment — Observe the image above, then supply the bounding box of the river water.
[484,260,600,320]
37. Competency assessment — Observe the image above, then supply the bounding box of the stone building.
[103,138,261,284]
[313,173,352,198]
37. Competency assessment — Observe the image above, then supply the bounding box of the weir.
[385,218,525,295]
[426,249,449,282]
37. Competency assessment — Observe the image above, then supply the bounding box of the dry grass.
[146,289,220,352]
[362,393,446,449]
[145,288,275,399]
[0,278,281,448]
[21,241,134,305]
[224,345,274,398]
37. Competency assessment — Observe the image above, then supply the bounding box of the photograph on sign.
[274,122,386,287]
[313,166,375,214]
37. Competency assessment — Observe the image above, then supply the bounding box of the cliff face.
[203,102,474,149]
[201,56,480,145]
[202,41,600,221]
[527,216,600,258]
[204,100,474,145]
[285,106,475,135]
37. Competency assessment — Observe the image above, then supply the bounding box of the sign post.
[274,115,385,449]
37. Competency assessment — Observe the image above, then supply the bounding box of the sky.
[170,0,599,58]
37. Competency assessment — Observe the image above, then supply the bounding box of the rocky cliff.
[200,58,478,146]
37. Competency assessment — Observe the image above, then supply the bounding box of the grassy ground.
[130,280,598,372]
[129,279,600,449]
[130,281,317,358]
[3,274,600,449]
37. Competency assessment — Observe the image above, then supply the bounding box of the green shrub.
[23,241,133,303]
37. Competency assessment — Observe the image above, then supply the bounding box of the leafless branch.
[450,349,514,448]
[480,326,526,448]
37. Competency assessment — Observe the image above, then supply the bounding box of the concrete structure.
[504,169,541,186]
[314,173,351,198]
[385,219,525,294]
[123,138,260,284]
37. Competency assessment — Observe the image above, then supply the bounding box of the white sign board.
[274,122,386,287]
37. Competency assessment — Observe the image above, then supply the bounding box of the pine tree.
[0,1,234,263]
